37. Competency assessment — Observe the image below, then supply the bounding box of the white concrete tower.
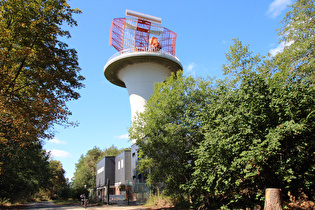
[104,10,182,145]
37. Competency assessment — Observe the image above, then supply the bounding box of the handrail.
[107,47,176,63]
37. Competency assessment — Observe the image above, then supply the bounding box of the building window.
[118,161,120,170]
[97,166,104,174]
[121,159,124,169]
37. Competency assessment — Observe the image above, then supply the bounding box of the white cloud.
[266,0,292,18]
[187,62,196,71]
[114,134,129,139]
[49,149,72,158]
[48,138,66,145]
[269,40,294,56]
[186,62,196,76]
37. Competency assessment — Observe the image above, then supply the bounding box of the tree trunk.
[264,188,282,210]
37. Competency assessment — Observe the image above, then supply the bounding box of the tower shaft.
[118,62,171,120]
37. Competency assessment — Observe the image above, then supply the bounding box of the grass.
[144,194,175,209]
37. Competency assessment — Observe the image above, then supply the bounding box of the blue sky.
[43,0,293,180]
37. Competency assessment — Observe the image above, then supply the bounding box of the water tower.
[104,10,183,145]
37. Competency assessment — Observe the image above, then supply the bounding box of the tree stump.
[264,188,282,210]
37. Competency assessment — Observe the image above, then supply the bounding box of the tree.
[72,154,94,189]
[265,0,315,199]
[275,0,315,85]
[0,141,51,202]
[47,160,67,199]
[0,0,83,203]
[0,0,84,143]
[190,0,315,207]
[191,39,314,209]
[102,144,126,157]
[129,72,211,204]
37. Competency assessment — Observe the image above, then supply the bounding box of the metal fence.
[90,180,151,204]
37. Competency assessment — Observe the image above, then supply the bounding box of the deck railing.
[107,47,176,63]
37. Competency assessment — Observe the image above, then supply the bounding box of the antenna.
[125,9,162,24]
[109,10,176,57]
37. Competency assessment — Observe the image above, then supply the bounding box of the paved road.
[1,201,151,210]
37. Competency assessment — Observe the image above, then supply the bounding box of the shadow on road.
[1,201,154,210]
[1,201,80,209]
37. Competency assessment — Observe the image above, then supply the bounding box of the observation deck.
[104,48,182,88]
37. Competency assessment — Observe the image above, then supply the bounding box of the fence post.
[107,179,110,205]
[264,188,282,210]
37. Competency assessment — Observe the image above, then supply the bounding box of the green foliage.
[192,69,315,208]
[130,71,212,202]
[56,186,72,201]
[32,160,68,201]
[102,144,128,158]
[47,160,67,199]
[276,0,315,84]
[72,145,127,189]
[0,141,51,203]
[222,38,263,86]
